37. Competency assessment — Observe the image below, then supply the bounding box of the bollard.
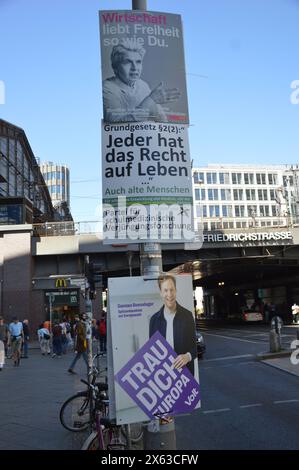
[269,329,281,352]
[143,419,177,450]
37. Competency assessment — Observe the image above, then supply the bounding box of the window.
[223,221,234,229]
[196,205,202,217]
[272,206,278,216]
[209,205,220,217]
[248,205,257,217]
[219,172,230,184]
[193,172,204,184]
[208,189,218,200]
[207,172,217,184]
[283,175,294,187]
[245,189,256,200]
[220,188,231,200]
[195,188,205,201]
[222,205,233,217]
[268,173,278,185]
[233,189,243,200]
[269,189,276,201]
[259,205,270,217]
[232,173,242,184]
[258,189,268,201]
[244,173,254,184]
[235,205,245,217]
[256,173,266,184]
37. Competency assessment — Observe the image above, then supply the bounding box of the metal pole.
[49,294,53,354]
[84,255,94,431]
[132,0,147,10]
[132,0,176,451]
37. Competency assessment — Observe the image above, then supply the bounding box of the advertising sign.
[102,122,194,243]
[99,10,189,124]
[108,274,200,425]
[115,332,200,420]
[44,290,79,307]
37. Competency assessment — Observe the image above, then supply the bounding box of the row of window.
[196,204,279,218]
[201,219,281,231]
[43,170,69,181]
[193,171,279,185]
[195,188,278,202]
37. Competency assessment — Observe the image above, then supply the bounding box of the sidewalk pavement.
[0,341,101,450]
[256,349,299,378]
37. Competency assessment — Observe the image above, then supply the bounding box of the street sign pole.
[84,255,94,430]
[133,0,176,450]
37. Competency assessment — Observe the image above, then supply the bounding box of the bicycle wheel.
[121,422,144,444]
[59,391,91,432]
[81,429,111,450]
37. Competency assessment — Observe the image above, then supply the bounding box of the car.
[242,310,263,322]
[196,330,206,357]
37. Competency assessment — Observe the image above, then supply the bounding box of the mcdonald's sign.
[55,278,67,288]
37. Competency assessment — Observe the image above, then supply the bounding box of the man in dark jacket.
[149,274,197,376]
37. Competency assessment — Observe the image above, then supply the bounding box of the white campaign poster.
[99,10,189,124]
[108,274,200,425]
[102,122,194,243]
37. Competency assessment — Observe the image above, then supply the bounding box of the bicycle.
[81,393,127,450]
[60,353,144,444]
[59,354,108,432]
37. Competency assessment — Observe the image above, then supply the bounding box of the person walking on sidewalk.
[37,323,51,355]
[21,319,30,358]
[0,316,9,360]
[68,315,88,374]
[98,312,107,353]
[8,316,24,366]
[52,321,63,358]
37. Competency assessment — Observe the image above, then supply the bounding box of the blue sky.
[0,0,298,221]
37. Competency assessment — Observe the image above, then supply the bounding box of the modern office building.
[39,161,72,220]
[0,119,55,224]
[192,164,299,232]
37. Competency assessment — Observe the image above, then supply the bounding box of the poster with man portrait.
[99,10,189,124]
[107,274,200,425]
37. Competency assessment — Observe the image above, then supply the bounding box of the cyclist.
[8,316,24,366]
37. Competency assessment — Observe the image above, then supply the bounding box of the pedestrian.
[8,316,24,366]
[52,320,63,358]
[0,339,4,371]
[0,316,9,359]
[21,319,30,358]
[37,323,51,355]
[60,318,68,354]
[98,312,107,353]
[68,315,88,374]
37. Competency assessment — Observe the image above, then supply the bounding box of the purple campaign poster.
[115,331,200,419]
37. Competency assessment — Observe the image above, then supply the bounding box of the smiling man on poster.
[149,274,197,376]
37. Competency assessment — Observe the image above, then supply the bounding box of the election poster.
[99,10,189,124]
[107,274,200,425]
[102,122,194,243]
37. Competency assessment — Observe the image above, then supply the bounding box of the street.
[176,322,299,449]
[1,324,299,450]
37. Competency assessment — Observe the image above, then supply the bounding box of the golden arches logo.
[55,278,67,288]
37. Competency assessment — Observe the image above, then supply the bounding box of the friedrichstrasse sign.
[203,231,293,243]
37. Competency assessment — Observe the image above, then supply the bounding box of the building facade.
[39,161,71,220]
[192,164,299,232]
[0,119,55,224]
